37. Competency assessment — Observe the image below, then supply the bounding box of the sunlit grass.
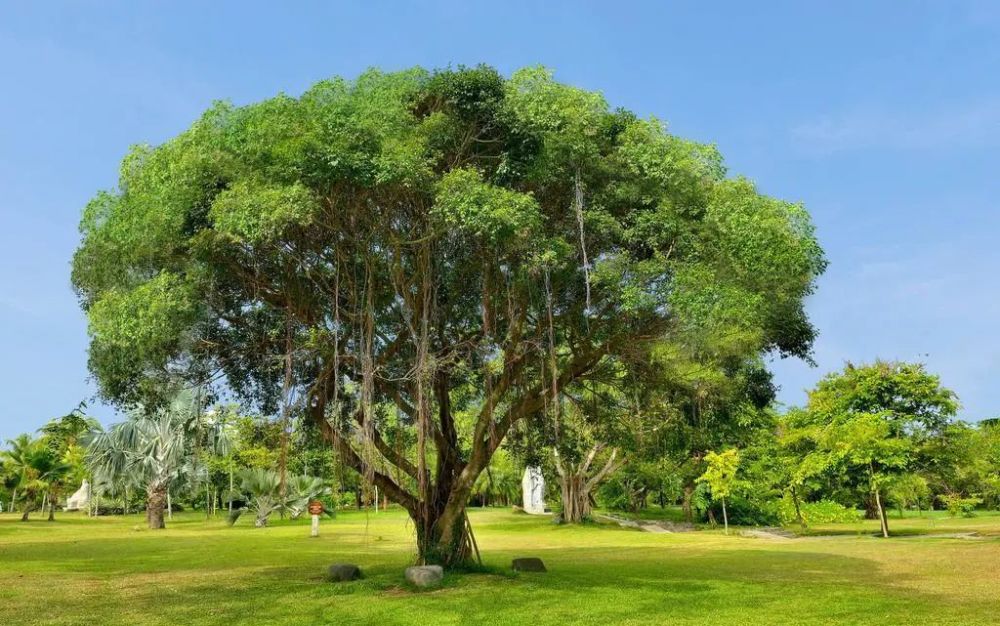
[1,507,998,625]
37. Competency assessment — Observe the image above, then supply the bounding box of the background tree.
[784,361,958,537]
[2,434,36,514]
[39,403,99,513]
[72,65,824,567]
[698,448,740,534]
[86,393,201,529]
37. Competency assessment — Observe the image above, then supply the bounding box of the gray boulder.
[511,557,547,572]
[328,563,362,582]
[405,565,444,587]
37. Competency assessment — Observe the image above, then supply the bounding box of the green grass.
[1,508,999,625]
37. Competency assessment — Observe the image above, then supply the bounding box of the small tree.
[699,449,740,534]
[228,468,331,527]
[785,361,958,537]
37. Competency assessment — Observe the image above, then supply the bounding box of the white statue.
[65,480,91,511]
[521,466,546,514]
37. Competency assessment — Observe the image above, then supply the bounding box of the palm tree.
[2,434,36,514]
[231,468,283,527]
[86,394,199,529]
[285,475,332,519]
[6,443,72,521]
[31,448,72,521]
[228,469,331,527]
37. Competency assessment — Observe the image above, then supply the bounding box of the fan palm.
[228,469,331,527]
[285,475,333,519]
[86,393,198,529]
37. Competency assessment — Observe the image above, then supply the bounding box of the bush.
[778,497,860,526]
[939,494,983,518]
[713,495,780,526]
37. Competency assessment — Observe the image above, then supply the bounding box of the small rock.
[511,557,547,572]
[405,565,444,587]
[328,563,362,582]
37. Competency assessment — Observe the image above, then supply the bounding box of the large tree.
[72,65,824,566]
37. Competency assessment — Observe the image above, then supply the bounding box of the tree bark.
[682,484,694,523]
[874,488,889,538]
[554,446,621,524]
[309,323,626,568]
[790,486,806,529]
[146,483,167,529]
[413,505,473,568]
[20,501,35,521]
[721,497,728,535]
[47,497,55,522]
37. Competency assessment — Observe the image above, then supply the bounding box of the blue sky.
[1,1,998,440]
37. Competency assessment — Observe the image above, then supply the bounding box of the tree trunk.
[873,488,889,538]
[721,497,728,535]
[146,483,167,530]
[166,489,173,521]
[682,484,694,523]
[554,446,621,524]
[20,501,35,521]
[863,495,879,519]
[47,497,55,522]
[790,486,806,529]
[413,505,472,568]
[559,472,592,523]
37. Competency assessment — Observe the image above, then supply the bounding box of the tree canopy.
[72,65,824,565]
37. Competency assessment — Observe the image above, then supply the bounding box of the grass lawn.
[1,507,998,625]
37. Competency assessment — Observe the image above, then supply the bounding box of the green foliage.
[777,498,860,526]
[229,468,332,527]
[939,494,983,518]
[210,180,319,243]
[885,473,931,514]
[72,65,825,555]
[699,449,740,500]
[782,361,958,496]
[433,168,541,244]
[86,390,203,499]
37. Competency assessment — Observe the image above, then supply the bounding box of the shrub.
[939,494,983,518]
[714,495,780,526]
[778,497,860,526]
